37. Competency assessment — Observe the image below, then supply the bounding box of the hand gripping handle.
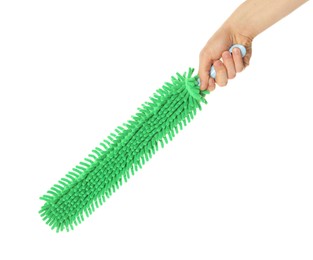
[209,44,246,79]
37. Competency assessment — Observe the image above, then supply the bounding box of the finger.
[232,47,244,72]
[208,77,216,92]
[222,51,236,79]
[213,60,228,87]
[198,50,213,90]
[198,69,209,91]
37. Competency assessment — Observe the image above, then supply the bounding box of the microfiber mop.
[39,44,246,232]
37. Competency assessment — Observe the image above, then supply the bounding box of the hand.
[198,24,252,91]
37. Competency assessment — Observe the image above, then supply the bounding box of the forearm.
[198,0,309,90]
[224,0,309,39]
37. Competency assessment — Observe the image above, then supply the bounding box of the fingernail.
[233,48,240,55]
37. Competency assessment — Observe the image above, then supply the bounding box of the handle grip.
[210,44,246,79]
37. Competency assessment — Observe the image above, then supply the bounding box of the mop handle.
[210,44,246,79]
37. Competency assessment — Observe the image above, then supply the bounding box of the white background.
[0,0,312,259]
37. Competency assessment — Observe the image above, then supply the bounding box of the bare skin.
[199,0,309,91]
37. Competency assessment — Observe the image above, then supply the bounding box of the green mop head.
[39,68,209,232]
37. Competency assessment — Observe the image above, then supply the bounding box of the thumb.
[198,53,213,90]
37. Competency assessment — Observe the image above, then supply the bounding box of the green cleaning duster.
[39,45,246,232]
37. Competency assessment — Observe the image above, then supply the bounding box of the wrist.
[222,1,260,40]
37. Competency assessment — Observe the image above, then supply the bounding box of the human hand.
[198,25,252,91]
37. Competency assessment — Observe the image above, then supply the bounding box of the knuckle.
[200,47,212,59]
[222,51,231,59]
[214,62,224,72]
[199,48,207,58]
